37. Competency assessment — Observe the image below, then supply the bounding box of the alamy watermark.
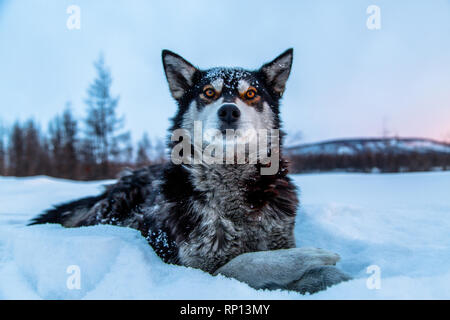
[66,5,81,30]
[66,265,81,290]
[170,121,280,175]
[366,5,381,30]
[366,264,381,290]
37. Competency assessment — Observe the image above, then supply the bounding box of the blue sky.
[0,0,449,144]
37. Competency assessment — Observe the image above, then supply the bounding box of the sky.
[0,0,449,144]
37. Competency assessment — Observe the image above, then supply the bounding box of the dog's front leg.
[213,248,351,294]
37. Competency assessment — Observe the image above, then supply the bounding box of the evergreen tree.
[8,122,25,176]
[61,106,79,178]
[48,115,64,176]
[23,119,43,176]
[136,132,152,166]
[0,123,5,175]
[84,55,129,178]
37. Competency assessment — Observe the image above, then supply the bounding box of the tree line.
[3,55,447,179]
[287,151,450,174]
[0,56,166,180]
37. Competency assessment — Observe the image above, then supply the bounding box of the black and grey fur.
[30,49,350,294]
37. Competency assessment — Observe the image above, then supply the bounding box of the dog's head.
[162,49,293,142]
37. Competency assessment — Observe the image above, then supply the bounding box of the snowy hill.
[286,138,450,156]
[0,174,449,299]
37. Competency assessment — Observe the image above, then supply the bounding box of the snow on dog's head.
[162,49,293,170]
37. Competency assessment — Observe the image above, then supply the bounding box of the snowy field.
[0,172,449,300]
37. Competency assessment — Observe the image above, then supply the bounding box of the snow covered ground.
[0,172,449,299]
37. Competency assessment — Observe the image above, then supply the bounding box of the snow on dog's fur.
[30,49,350,294]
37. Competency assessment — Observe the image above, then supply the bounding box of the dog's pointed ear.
[259,48,293,98]
[162,50,200,100]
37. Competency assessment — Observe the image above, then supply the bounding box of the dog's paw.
[287,265,352,295]
[287,247,341,267]
[213,247,344,290]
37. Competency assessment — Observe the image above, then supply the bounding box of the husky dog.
[30,49,350,294]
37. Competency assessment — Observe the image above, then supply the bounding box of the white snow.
[0,173,449,299]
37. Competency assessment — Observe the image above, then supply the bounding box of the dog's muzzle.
[218,104,240,130]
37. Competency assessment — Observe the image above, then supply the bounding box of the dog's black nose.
[217,104,241,124]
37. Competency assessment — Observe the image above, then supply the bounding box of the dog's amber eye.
[203,88,215,98]
[245,89,257,100]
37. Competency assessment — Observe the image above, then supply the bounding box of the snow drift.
[0,173,449,299]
